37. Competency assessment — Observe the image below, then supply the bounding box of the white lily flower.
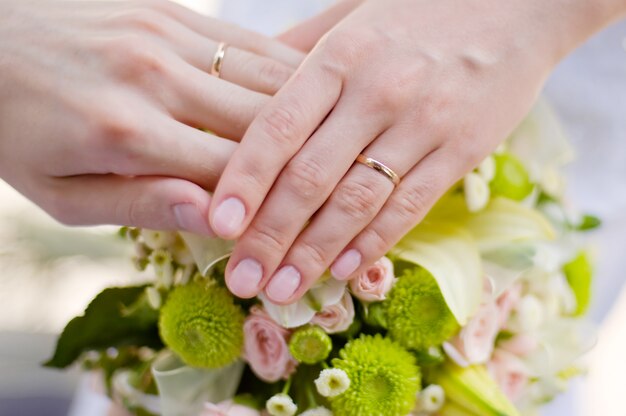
[260,275,347,328]
[464,172,490,213]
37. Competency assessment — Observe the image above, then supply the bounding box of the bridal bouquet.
[47,101,598,416]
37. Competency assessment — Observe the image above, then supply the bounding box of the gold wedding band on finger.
[355,154,401,186]
[211,42,228,77]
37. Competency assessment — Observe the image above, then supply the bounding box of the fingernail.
[229,258,263,298]
[331,249,362,280]
[266,265,301,303]
[173,203,213,235]
[212,197,246,237]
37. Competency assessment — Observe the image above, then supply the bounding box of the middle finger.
[222,101,387,299]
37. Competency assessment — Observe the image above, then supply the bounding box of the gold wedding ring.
[355,154,401,186]
[211,42,228,77]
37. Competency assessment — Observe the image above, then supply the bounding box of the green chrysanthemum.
[158,280,244,368]
[289,325,332,364]
[384,267,459,351]
[329,334,421,416]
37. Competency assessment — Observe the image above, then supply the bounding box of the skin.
[209,0,626,304]
[0,0,304,233]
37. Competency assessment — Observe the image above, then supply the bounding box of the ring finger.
[262,128,439,303]
[148,16,298,95]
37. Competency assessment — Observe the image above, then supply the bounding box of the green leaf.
[575,214,602,231]
[45,286,161,368]
[563,251,593,316]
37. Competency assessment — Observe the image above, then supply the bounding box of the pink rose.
[496,284,522,329]
[200,401,260,416]
[311,291,355,334]
[487,349,529,402]
[243,306,297,382]
[444,302,500,366]
[349,256,396,302]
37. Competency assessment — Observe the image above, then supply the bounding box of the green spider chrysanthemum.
[384,267,459,351]
[329,334,421,416]
[158,280,244,368]
[289,325,332,364]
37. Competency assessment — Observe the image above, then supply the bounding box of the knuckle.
[249,221,288,253]
[256,59,292,92]
[298,239,329,266]
[260,106,299,146]
[88,101,145,168]
[121,8,168,35]
[392,185,432,223]
[110,34,168,81]
[361,226,392,256]
[335,179,379,221]
[283,157,328,201]
[320,29,371,66]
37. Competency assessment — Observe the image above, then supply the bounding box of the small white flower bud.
[464,172,490,212]
[145,286,162,309]
[266,393,297,416]
[299,407,333,416]
[477,156,496,182]
[516,294,545,332]
[141,230,177,250]
[540,167,565,198]
[150,249,174,289]
[415,384,445,412]
[314,368,350,398]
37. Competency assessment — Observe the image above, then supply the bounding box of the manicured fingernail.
[173,203,213,235]
[266,265,301,303]
[229,258,263,298]
[212,197,246,237]
[331,249,362,280]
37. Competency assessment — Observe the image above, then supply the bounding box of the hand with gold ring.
[209,0,626,303]
[0,0,304,234]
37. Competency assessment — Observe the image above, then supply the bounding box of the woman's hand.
[0,0,303,234]
[210,0,624,302]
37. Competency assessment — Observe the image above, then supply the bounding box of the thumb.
[276,0,362,52]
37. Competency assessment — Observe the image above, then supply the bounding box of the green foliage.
[563,251,593,316]
[45,286,160,368]
[384,267,459,351]
[574,214,602,231]
[330,334,421,416]
[159,280,244,368]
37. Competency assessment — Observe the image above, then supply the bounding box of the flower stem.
[282,377,293,395]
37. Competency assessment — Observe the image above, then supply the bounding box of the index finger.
[209,56,343,239]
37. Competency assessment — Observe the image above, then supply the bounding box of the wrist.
[532,0,626,63]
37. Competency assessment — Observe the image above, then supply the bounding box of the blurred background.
[1,1,625,415]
